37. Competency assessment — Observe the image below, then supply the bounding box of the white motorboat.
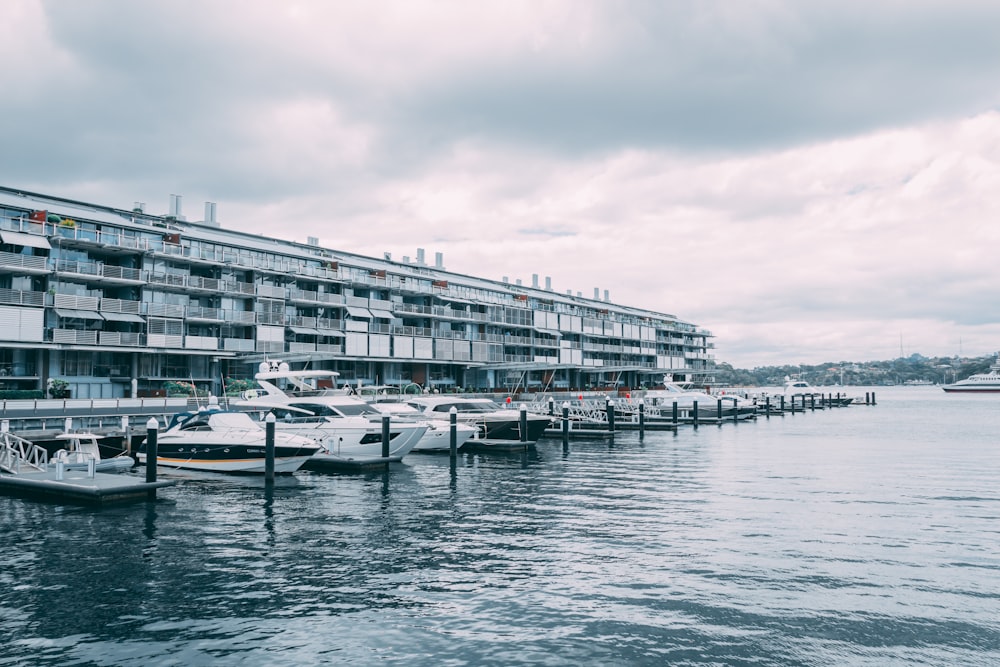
[50,433,135,473]
[781,377,853,405]
[360,392,478,452]
[136,406,321,474]
[240,364,426,460]
[942,356,1000,393]
[402,396,552,445]
[640,379,756,419]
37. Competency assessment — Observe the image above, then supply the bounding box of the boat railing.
[0,431,49,474]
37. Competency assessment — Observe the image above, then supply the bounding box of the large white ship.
[941,356,1000,393]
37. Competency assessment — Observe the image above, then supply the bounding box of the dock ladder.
[0,431,49,474]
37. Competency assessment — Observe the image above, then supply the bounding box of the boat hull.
[460,415,551,444]
[136,442,318,474]
[412,423,477,452]
[941,386,1000,393]
[274,423,425,459]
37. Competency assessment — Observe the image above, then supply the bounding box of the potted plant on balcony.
[47,378,70,399]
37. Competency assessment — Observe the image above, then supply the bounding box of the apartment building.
[0,186,713,399]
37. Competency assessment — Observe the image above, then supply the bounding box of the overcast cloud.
[3,0,1000,367]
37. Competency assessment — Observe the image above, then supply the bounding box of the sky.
[3,0,1000,369]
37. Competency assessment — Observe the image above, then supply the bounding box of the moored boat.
[241,365,426,461]
[136,407,321,474]
[402,396,551,445]
[50,433,135,473]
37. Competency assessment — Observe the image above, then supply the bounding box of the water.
[2,387,999,666]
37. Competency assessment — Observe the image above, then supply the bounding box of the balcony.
[185,335,219,351]
[98,331,143,347]
[0,288,45,308]
[0,251,50,276]
[53,259,143,285]
[52,329,98,345]
[287,289,344,306]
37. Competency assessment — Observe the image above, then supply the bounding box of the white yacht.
[781,377,853,405]
[942,356,1000,393]
[136,407,321,474]
[640,379,756,419]
[358,387,478,452]
[403,396,552,445]
[240,364,426,460]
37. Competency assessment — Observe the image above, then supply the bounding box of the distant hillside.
[710,354,994,387]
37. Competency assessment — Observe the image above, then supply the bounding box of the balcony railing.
[0,251,48,273]
[52,329,98,345]
[99,297,142,315]
[0,288,45,307]
[98,331,142,347]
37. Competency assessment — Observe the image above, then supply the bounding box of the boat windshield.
[287,402,381,417]
[423,401,502,413]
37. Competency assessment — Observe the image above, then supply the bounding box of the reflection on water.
[2,387,999,665]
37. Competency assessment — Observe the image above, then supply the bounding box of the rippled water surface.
[2,387,999,666]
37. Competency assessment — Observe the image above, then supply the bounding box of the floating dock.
[302,454,403,473]
[0,469,175,506]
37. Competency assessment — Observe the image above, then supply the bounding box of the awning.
[437,296,474,305]
[534,328,563,337]
[99,312,145,323]
[315,329,345,338]
[368,309,394,319]
[288,326,320,335]
[55,309,104,321]
[0,230,51,249]
[345,306,372,318]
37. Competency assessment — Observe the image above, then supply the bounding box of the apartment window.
[60,351,93,376]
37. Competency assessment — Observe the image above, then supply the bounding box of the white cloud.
[5,0,1000,368]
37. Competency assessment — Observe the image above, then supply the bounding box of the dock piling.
[519,405,528,443]
[692,400,699,428]
[449,407,458,459]
[381,415,391,458]
[561,402,569,449]
[265,413,275,484]
[639,402,645,439]
[145,417,158,500]
[606,398,616,434]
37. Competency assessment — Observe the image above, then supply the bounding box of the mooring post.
[717,398,723,425]
[871,391,876,406]
[548,396,554,416]
[765,395,770,419]
[732,398,738,424]
[519,404,528,444]
[606,397,615,434]
[145,417,158,500]
[672,401,678,425]
[780,395,785,413]
[449,407,458,459]
[264,413,276,483]
[121,416,130,453]
[562,402,570,448]
[810,394,816,411]
[382,414,391,458]
[639,402,645,439]
[692,400,699,428]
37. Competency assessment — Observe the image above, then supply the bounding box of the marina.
[1,385,996,665]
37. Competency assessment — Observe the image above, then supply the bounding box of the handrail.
[0,431,48,473]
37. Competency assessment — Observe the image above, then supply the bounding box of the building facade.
[0,186,714,399]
